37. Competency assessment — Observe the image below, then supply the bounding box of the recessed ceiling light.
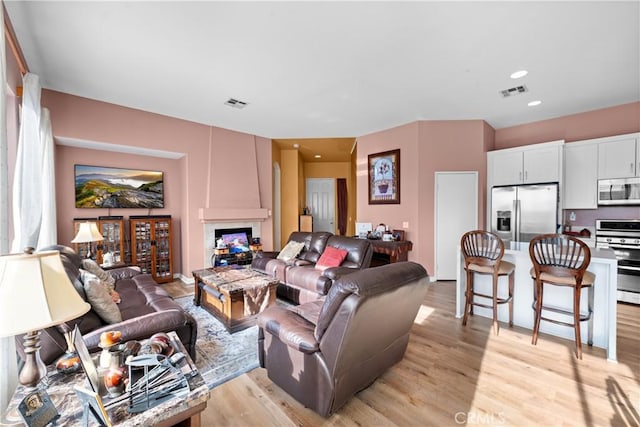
[528,100,542,107]
[510,70,528,79]
[314,154,322,159]
[293,144,300,148]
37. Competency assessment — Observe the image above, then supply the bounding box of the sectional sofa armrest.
[108,266,142,281]
[322,266,359,280]
[258,306,319,354]
[255,251,279,260]
[82,309,197,355]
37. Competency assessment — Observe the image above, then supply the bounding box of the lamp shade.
[0,250,91,337]
[71,221,104,243]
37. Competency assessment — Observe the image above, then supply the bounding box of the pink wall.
[42,90,273,276]
[357,120,489,274]
[495,102,640,148]
[55,145,183,270]
[357,122,420,257]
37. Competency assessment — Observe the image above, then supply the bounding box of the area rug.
[174,296,260,389]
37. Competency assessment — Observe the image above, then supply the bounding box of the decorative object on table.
[216,237,227,249]
[102,251,114,266]
[355,222,373,239]
[71,221,104,259]
[368,148,400,204]
[74,164,164,209]
[99,331,123,369]
[17,388,59,427]
[73,326,103,394]
[392,229,405,241]
[382,232,394,241]
[74,385,112,427]
[103,346,127,397]
[55,325,81,374]
[125,353,189,413]
[0,249,91,388]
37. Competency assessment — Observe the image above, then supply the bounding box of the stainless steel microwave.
[598,177,640,205]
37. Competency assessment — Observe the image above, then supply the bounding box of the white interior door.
[306,178,335,233]
[435,172,478,280]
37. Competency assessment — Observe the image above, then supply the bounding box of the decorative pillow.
[79,269,122,324]
[277,241,305,261]
[81,259,116,292]
[315,246,348,270]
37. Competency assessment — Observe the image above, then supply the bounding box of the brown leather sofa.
[252,232,373,304]
[257,261,429,417]
[15,245,197,365]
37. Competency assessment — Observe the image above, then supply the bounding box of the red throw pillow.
[315,246,348,270]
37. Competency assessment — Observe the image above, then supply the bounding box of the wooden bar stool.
[529,234,595,359]
[461,230,515,335]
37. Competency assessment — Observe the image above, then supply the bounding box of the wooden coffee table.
[193,266,279,333]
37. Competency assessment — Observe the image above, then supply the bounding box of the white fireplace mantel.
[198,207,269,223]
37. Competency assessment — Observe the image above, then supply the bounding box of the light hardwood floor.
[165,280,639,426]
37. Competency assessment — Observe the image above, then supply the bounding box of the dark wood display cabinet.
[130,215,173,283]
[72,216,126,266]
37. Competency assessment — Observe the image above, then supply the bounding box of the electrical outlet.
[402,222,409,229]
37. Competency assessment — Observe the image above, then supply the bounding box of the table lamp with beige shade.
[71,221,104,260]
[0,249,91,388]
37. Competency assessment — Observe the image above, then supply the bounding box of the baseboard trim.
[176,273,195,284]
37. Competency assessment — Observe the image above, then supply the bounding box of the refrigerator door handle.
[513,199,520,242]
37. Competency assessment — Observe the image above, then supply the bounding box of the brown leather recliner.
[257,261,429,417]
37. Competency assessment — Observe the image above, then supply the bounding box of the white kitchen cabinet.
[597,135,638,179]
[488,141,563,187]
[564,142,598,209]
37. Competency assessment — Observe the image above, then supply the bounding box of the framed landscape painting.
[368,149,400,204]
[75,165,164,209]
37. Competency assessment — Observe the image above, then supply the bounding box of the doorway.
[273,163,281,250]
[434,172,478,280]
[306,178,335,233]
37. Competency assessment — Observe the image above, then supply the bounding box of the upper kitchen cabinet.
[488,140,564,187]
[564,141,598,209]
[597,133,640,179]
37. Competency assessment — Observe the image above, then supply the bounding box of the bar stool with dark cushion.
[529,233,595,359]
[460,230,515,335]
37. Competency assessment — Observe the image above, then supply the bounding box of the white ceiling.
[4,1,639,140]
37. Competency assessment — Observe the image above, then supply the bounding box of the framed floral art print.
[368,149,400,204]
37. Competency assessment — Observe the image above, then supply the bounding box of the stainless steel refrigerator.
[491,183,559,244]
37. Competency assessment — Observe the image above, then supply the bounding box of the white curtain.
[10,72,43,252]
[37,107,56,248]
[0,5,18,418]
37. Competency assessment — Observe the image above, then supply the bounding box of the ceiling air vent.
[499,85,529,98]
[224,98,248,109]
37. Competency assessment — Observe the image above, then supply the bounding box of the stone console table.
[455,242,618,362]
[1,332,209,426]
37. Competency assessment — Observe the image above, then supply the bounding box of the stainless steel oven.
[596,219,640,304]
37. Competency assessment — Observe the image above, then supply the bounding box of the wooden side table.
[368,240,413,264]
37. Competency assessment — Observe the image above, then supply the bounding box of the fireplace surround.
[203,222,262,267]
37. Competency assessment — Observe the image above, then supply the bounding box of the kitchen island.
[456,242,618,361]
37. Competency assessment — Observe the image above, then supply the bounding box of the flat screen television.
[75,165,164,209]
[222,232,250,254]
